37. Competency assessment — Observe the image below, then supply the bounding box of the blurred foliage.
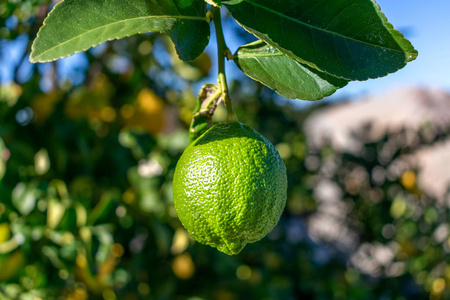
[1,1,449,300]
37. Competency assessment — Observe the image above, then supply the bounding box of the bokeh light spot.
[236,265,252,280]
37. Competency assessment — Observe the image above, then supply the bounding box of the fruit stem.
[211,6,238,123]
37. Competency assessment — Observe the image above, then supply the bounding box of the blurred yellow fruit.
[66,288,89,300]
[401,170,416,190]
[172,253,195,279]
[0,250,25,281]
[31,91,61,123]
[65,74,114,121]
[122,88,165,134]
[100,106,117,123]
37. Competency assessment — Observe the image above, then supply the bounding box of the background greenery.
[1,1,449,299]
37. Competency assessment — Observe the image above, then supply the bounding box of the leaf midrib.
[237,52,283,58]
[32,14,207,60]
[239,0,407,54]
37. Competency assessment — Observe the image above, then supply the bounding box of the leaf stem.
[211,6,237,122]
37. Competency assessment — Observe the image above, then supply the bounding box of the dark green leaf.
[223,0,418,80]
[87,190,119,225]
[0,139,5,182]
[235,40,349,100]
[30,0,210,62]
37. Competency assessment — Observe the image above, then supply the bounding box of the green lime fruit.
[173,121,287,255]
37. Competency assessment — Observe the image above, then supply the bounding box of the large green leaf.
[30,0,210,62]
[223,0,418,81]
[235,40,349,100]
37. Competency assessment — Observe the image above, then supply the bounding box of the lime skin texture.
[173,121,287,255]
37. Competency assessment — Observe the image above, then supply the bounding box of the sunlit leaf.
[31,0,210,62]
[234,40,349,100]
[12,182,38,216]
[205,0,221,7]
[47,198,66,229]
[34,148,50,175]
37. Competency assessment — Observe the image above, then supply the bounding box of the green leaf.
[223,0,418,81]
[30,0,210,63]
[87,190,119,225]
[234,40,349,100]
[0,139,6,182]
[12,182,39,216]
[47,198,66,229]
